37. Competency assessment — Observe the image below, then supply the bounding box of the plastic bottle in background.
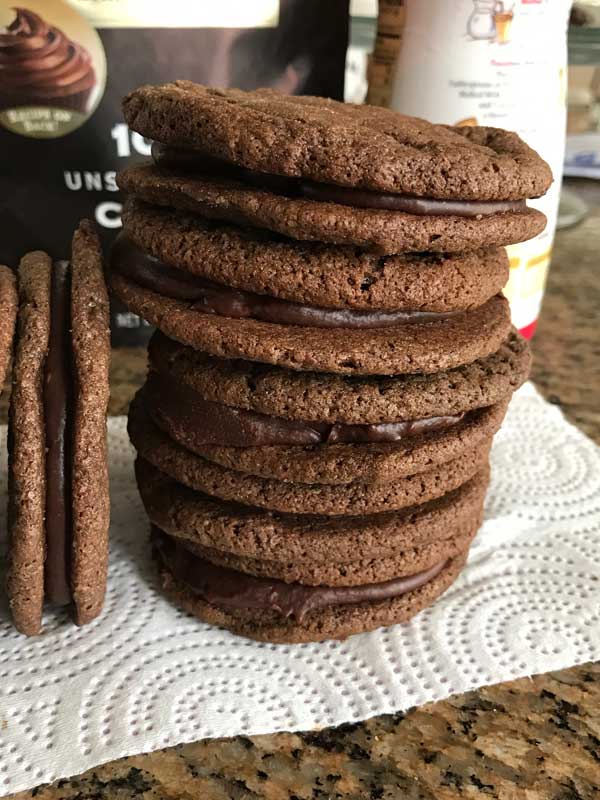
[388,0,572,339]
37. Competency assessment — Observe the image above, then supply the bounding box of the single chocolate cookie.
[119,199,509,312]
[109,270,511,375]
[134,432,489,514]
[70,222,112,626]
[156,546,469,643]
[136,458,489,564]
[118,164,547,254]
[6,251,50,637]
[0,265,18,388]
[122,82,552,200]
[129,389,506,485]
[176,524,478,587]
[146,329,530,423]
[7,221,110,636]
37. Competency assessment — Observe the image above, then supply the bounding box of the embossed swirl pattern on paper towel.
[0,383,599,794]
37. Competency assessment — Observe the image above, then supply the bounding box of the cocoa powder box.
[0,0,350,343]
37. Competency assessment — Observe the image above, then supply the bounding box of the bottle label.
[389,0,571,337]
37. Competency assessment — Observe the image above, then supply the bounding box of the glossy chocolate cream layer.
[111,234,459,329]
[154,528,450,622]
[44,261,73,606]
[144,373,464,447]
[152,142,527,217]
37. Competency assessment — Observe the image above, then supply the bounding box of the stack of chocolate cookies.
[110,82,551,643]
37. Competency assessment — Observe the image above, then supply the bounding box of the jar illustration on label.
[467,0,497,40]
[0,1,106,138]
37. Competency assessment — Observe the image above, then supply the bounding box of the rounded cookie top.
[123,82,552,200]
[148,330,530,422]
[118,164,547,255]
[110,271,511,376]
[121,199,509,312]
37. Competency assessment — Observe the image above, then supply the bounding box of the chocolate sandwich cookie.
[7,221,111,636]
[123,84,552,198]
[112,232,474,331]
[133,433,489,515]
[123,83,552,199]
[118,163,546,255]
[120,200,510,313]
[0,266,18,389]
[139,372,466,448]
[120,82,551,253]
[136,459,489,565]
[131,330,526,483]
[109,269,511,375]
[138,460,484,641]
[129,391,506,485]
[157,550,467,643]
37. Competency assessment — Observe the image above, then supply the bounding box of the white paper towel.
[1,382,599,795]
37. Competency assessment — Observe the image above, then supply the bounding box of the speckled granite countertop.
[9,198,600,799]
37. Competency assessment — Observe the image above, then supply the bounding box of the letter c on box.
[95,201,122,229]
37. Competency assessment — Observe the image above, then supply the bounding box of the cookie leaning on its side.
[7,221,111,636]
[0,265,18,391]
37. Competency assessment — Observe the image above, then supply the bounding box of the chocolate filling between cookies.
[43,261,73,606]
[111,234,461,329]
[143,372,465,447]
[153,528,449,622]
[152,142,527,218]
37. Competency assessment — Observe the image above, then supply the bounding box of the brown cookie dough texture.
[118,164,547,255]
[120,200,510,311]
[147,329,530,423]
[0,265,17,388]
[70,220,111,626]
[109,270,511,375]
[178,528,477,588]
[118,81,542,641]
[137,459,489,564]
[142,449,483,640]
[122,82,552,199]
[7,251,52,636]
